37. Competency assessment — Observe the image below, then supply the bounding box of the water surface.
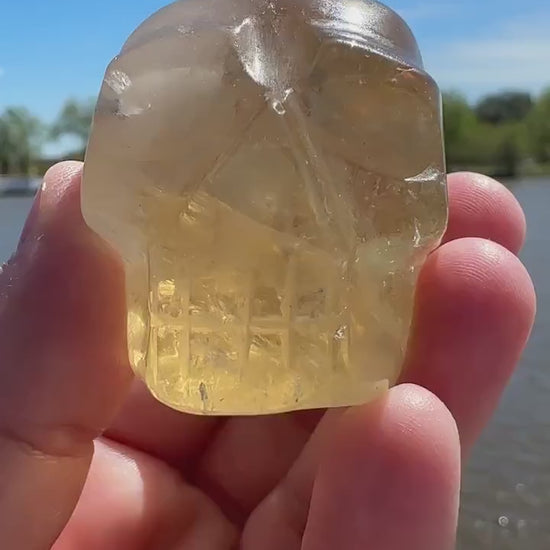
[458,178,550,549]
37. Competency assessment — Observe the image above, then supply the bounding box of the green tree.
[527,89,550,163]
[493,123,528,177]
[0,107,44,175]
[442,91,534,176]
[50,98,95,152]
[475,91,533,125]
[442,92,479,169]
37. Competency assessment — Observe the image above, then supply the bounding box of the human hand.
[0,163,535,549]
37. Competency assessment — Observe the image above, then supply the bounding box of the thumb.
[0,162,132,549]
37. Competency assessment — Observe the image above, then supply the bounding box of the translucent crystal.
[82,0,448,415]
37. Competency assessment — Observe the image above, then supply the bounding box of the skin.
[0,163,536,549]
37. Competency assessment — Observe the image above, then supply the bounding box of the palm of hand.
[0,164,534,550]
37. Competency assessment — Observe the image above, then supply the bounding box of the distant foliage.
[527,90,550,163]
[475,92,533,125]
[50,98,95,146]
[0,108,44,175]
[442,92,478,166]
[0,99,95,176]
[0,90,549,177]
[442,89,549,177]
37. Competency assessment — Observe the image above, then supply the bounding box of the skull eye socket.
[303,41,442,180]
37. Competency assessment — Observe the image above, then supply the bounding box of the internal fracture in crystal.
[82,0,448,415]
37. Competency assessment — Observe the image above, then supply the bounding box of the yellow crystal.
[82,0,448,415]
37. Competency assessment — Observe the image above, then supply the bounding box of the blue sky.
[1,0,549,127]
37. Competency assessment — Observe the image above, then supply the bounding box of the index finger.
[0,163,132,548]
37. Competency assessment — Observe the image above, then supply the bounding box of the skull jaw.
[117,190,423,416]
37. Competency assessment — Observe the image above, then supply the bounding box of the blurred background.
[0,1,548,547]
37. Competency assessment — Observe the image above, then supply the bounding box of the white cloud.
[424,10,550,98]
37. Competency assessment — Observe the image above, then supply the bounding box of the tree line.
[444,89,550,177]
[0,99,93,176]
[1,90,550,178]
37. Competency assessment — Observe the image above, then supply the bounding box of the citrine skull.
[82,0,448,415]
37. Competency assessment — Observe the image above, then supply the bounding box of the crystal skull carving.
[82,0,448,415]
